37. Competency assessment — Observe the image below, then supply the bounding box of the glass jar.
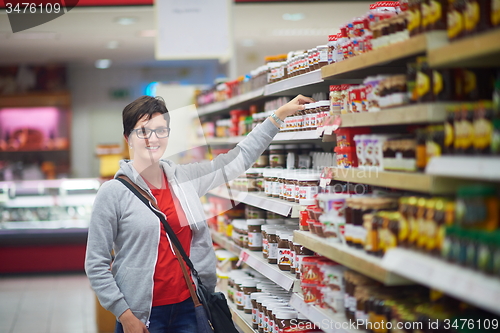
[317,45,329,68]
[247,219,266,251]
[242,280,258,314]
[269,144,286,168]
[251,293,271,329]
[297,172,320,203]
[330,85,342,115]
[254,147,270,168]
[263,168,277,197]
[277,231,293,271]
[294,244,315,279]
[275,310,298,332]
[267,228,279,264]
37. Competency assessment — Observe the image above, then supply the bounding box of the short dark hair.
[122,96,170,137]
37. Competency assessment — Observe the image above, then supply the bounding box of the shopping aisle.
[0,274,97,333]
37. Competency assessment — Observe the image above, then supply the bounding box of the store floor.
[0,273,97,333]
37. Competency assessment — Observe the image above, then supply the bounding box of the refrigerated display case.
[0,178,101,273]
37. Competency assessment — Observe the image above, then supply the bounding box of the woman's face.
[127,112,169,164]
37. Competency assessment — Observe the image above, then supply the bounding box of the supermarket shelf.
[197,88,265,116]
[240,249,300,291]
[208,188,301,218]
[426,156,500,182]
[264,69,324,96]
[429,28,500,68]
[206,136,244,146]
[273,130,323,142]
[210,229,242,257]
[330,167,472,194]
[290,293,362,333]
[382,248,500,316]
[228,299,256,333]
[321,31,448,80]
[340,103,456,127]
[293,231,412,286]
[205,130,324,146]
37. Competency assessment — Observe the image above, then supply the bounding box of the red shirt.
[147,174,193,306]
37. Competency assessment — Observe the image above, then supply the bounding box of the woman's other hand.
[274,94,315,121]
[119,309,150,333]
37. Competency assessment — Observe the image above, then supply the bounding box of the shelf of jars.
[426,156,500,182]
[208,187,301,218]
[289,293,363,333]
[227,300,256,333]
[293,231,411,286]
[264,69,324,96]
[329,167,471,195]
[239,249,300,292]
[197,87,265,116]
[339,103,457,128]
[428,28,500,68]
[321,31,448,80]
[382,248,500,316]
[210,229,242,257]
[205,130,331,146]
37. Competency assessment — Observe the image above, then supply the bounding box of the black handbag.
[116,176,239,333]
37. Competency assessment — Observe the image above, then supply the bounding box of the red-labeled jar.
[277,231,293,271]
[251,293,271,329]
[267,228,279,264]
[248,219,266,251]
[275,310,298,333]
[242,280,258,314]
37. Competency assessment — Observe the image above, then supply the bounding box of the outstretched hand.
[274,94,315,120]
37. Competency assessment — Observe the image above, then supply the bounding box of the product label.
[263,238,269,255]
[295,254,312,278]
[429,1,443,25]
[252,308,258,325]
[493,0,500,26]
[278,248,292,267]
[264,181,271,195]
[236,290,243,306]
[299,185,319,200]
[473,113,493,151]
[433,70,443,97]
[416,71,431,99]
[243,294,251,310]
[272,181,280,196]
[448,8,464,39]
[268,242,278,259]
[248,232,263,247]
[465,1,480,32]
[461,118,474,150]
[349,295,356,313]
[421,2,430,28]
[319,48,328,62]
[269,153,285,167]
[344,223,353,242]
[408,6,421,33]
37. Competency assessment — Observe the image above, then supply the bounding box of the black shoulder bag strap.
[115,176,208,309]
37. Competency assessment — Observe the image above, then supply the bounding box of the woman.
[85,94,313,333]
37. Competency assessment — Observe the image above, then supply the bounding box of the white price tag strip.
[239,249,296,291]
[383,248,500,315]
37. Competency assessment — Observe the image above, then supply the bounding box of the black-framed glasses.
[132,126,171,139]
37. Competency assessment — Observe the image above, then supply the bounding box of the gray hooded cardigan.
[85,118,279,326]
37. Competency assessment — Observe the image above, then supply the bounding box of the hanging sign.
[155,0,232,60]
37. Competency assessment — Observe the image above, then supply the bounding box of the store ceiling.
[0,1,369,76]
